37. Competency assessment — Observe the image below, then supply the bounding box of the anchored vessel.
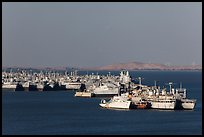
[174,85,196,110]
[150,99,176,110]
[130,99,152,109]
[74,91,93,97]
[2,82,17,91]
[99,95,131,109]
[92,82,119,97]
[178,98,196,110]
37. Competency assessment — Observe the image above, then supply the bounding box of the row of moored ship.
[2,69,196,110]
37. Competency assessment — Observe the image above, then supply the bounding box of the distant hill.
[3,61,202,71]
[80,61,202,71]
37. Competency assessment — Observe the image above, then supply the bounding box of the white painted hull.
[65,83,81,90]
[182,102,195,110]
[151,100,176,109]
[99,96,131,109]
[181,99,196,109]
[93,88,119,95]
[37,84,44,91]
[99,101,131,109]
[74,92,93,97]
[2,84,17,90]
[22,82,29,91]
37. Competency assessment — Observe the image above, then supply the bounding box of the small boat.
[181,98,196,110]
[99,95,131,109]
[131,99,151,109]
[74,91,93,97]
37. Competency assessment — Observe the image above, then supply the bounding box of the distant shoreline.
[2,60,202,72]
[2,67,202,72]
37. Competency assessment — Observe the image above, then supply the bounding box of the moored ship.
[130,99,152,109]
[2,82,17,91]
[180,98,196,110]
[150,99,176,110]
[99,95,131,109]
[92,84,119,97]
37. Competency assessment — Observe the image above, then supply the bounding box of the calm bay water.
[2,71,202,135]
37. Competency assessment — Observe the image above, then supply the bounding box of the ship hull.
[74,92,93,97]
[151,100,176,110]
[99,98,131,109]
[2,84,17,91]
[175,99,196,110]
[99,101,131,109]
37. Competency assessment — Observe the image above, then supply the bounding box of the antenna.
[165,82,176,94]
[180,82,182,90]
[169,82,172,94]
[108,72,111,76]
[154,80,158,88]
[136,77,144,86]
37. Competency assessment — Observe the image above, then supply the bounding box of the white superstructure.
[99,95,131,109]
[150,99,176,110]
[65,82,81,90]
[119,70,131,84]
[92,82,119,95]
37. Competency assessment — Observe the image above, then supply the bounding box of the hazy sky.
[2,2,202,68]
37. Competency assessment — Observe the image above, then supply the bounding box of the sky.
[2,2,202,68]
